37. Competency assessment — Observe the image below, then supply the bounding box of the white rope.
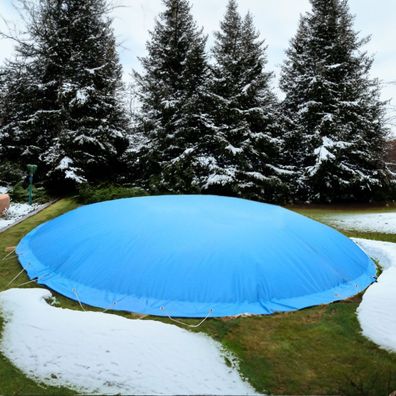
[1,255,18,263]
[14,277,38,288]
[1,248,16,261]
[102,295,129,313]
[102,301,118,313]
[72,288,86,312]
[6,267,28,288]
[160,307,213,328]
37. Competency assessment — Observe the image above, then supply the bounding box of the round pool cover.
[17,195,376,317]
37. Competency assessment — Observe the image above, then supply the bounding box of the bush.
[0,161,25,186]
[9,184,51,204]
[77,184,148,204]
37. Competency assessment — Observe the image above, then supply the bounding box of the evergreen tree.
[280,0,391,202]
[205,1,285,201]
[0,52,61,174]
[0,0,128,188]
[0,60,37,165]
[134,0,211,193]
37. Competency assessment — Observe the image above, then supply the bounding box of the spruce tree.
[0,0,128,188]
[205,1,284,201]
[134,0,210,193]
[0,51,61,175]
[280,0,391,202]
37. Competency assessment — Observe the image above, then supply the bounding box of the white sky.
[0,0,395,134]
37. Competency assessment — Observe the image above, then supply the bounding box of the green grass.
[193,299,396,395]
[0,199,396,395]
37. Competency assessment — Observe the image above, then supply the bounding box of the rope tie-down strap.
[102,295,128,313]
[6,262,32,288]
[72,288,86,312]
[1,247,17,262]
[70,290,130,314]
[160,306,214,328]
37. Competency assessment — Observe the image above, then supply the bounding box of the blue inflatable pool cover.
[17,195,376,317]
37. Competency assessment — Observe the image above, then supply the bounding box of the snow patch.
[315,144,335,162]
[205,174,234,187]
[64,170,86,184]
[226,145,243,155]
[60,82,75,95]
[55,157,87,184]
[245,172,268,181]
[323,212,396,234]
[56,157,73,170]
[0,288,257,395]
[75,89,89,105]
[326,63,343,69]
[0,186,8,194]
[204,167,237,188]
[85,64,107,74]
[308,137,352,176]
[353,239,396,352]
[267,165,295,175]
[0,203,42,232]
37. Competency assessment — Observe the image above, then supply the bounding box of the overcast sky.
[0,0,395,133]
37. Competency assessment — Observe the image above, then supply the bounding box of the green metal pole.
[28,175,33,205]
[27,164,37,205]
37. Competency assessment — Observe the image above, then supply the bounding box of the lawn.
[295,206,396,244]
[0,199,395,395]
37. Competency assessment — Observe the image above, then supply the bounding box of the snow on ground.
[323,212,396,234]
[0,288,257,396]
[0,186,8,194]
[353,238,396,352]
[0,202,42,232]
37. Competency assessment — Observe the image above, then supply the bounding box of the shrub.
[77,184,148,204]
[9,184,50,204]
[0,161,25,186]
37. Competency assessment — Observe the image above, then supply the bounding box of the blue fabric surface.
[17,195,376,317]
